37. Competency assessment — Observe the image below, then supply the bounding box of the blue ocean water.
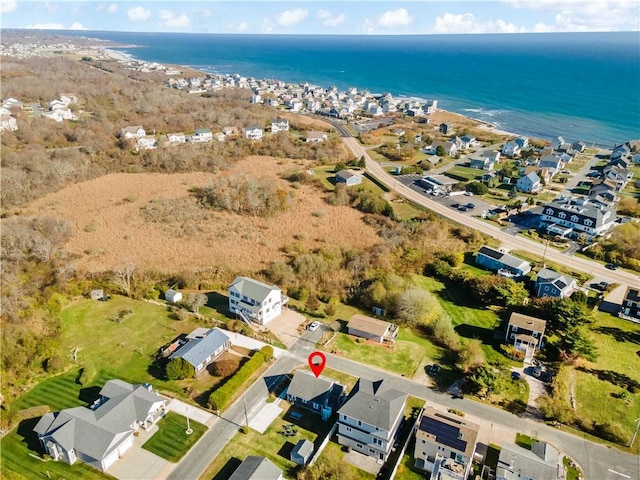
[70,31,639,146]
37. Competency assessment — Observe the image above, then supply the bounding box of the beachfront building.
[414,406,480,480]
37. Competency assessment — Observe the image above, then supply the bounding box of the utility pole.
[243,398,249,428]
[629,417,640,448]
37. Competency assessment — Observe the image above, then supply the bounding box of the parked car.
[533,365,542,377]
[511,371,521,381]
[428,364,440,377]
[464,191,473,196]
[605,263,619,270]
[592,281,609,291]
[307,321,321,332]
[451,203,460,209]
[466,203,476,209]
[458,206,469,212]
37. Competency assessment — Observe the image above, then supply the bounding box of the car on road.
[511,371,521,381]
[466,203,475,209]
[307,321,321,332]
[605,263,619,270]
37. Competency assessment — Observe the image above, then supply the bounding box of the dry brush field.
[24,155,380,273]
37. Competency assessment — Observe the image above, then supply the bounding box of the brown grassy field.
[24,156,379,273]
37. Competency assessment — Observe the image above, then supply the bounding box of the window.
[345,426,352,432]
[571,215,579,222]
[558,212,566,219]
[511,333,516,339]
[512,325,518,332]
[533,332,538,337]
[357,443,363,449]
[358,420,362,426]
[584,219,593,226]
[342,415,348,421]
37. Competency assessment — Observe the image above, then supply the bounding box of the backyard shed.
[291,439,314,466]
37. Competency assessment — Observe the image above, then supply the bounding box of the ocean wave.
[463,107,509,118]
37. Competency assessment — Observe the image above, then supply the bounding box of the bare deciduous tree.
[112,263,135,297]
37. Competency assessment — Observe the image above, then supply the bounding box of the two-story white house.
[336,378,407,462]
[243,126,263,141]
[228,276,288,325]
[505,312,547,363]
[414,406,480,480]
[516,172,541,193]
[190,128,213,143]
[271,117,289,133]
[119,125,146,140]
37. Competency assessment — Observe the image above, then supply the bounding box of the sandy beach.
[103,48,136,62]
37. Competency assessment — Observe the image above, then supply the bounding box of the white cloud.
[432,13,526,34]
[107,4,118,14]
[228,21,249,32]
[200,9,211,18]
[127,6,151,22]
[70,22,87,30]
[0,0,17,14]
[261,18,274,33]
[159,10,191,28]
[377,8,413,28]
[317,9,346,27]
[26,23,64,29]
[276,8,308,27]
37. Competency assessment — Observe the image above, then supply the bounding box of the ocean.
[69,31,639,146]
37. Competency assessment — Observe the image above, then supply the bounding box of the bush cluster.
[208,351,265,411]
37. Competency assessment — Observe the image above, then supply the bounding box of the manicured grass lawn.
[515,432,535,449]
[142,411,207,462]
[203,404,328,480]
[60,296,202,393]
[1,421,113,480]
[587,312,640,383]
[445,166,481,182]
[329,333,426,377]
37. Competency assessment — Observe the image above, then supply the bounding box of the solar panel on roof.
[555,280,567,289]
[478,247,502,260]
[419,416,468,453]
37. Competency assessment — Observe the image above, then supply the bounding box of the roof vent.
[527,321,534,325]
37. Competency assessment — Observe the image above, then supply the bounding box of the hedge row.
[208,351,265,411]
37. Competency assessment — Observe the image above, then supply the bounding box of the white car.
[307,321,321,331]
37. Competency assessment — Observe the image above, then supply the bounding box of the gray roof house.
[228,276,287,325]
[347,314,399,343]
[475,246,531,278]
[337,378,407,461]
[534,268,577,298]
[414,406,480,480]
[33,380,167,472]
[336,169,363,186]
[541,198,616,239]
[516,172,541,193]
[291,439,314,466]
[505,312,547,362]
[168,328,231,375]
[229,456,284,480]
[496,441,566,480]
[286,371,345,420]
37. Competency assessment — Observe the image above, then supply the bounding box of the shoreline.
[101,46,527,142]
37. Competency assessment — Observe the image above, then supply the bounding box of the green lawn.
[445,166,481,182]
[1,422,113,480]
[142,412,207,462]
[328,332,427,377]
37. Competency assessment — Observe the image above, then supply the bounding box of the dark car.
[592,281,609,291]
[458,205,469,212]
[451,203,460,209]
[428,364,440,377]
[605,263,619,270]
[466,203,476,209]
[511,371,521,381]
[533,365,542,377]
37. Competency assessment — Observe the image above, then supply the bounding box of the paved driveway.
[109,425,172,480]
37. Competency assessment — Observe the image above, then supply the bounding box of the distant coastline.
[82,31,640,146]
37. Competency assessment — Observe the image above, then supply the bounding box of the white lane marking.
[608,469,631,479]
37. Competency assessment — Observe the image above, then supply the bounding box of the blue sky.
[1,1,638,34]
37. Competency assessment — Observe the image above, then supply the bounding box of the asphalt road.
[169,321,639,480]
[339,135,639,288]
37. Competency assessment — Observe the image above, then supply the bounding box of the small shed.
[335,170,362,187]
[165,289,183,303]
[291,439,314,466]
[90,289,104,300]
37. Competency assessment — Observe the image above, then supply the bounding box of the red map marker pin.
[308,351,326,378]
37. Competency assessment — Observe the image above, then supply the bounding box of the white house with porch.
[228,276,288,325]
[505,312,547,362]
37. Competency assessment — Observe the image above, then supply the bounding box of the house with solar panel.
[336,378,407,462]
[496,441,566,480]
[228,456,284,480]
[534,268,577,299]
[228,276,288,325]
[168,327,231,375]
[414,406,480,480]
[475,246,531,279]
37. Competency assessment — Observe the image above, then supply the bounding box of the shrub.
[439,251,464,268]
[44,355,66,374]
[429,313,461,350]
[260,345,274,362]
[467,181,489,195]
[208,351,265,411]
[166,357,195,380]
[500,344,525,361]
[324,303,336,317]
[213,358,240,377]
[226,319,244,332]
[77,364,96,385]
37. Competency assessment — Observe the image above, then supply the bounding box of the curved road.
[335,127,638,288]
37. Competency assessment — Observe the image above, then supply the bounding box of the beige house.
[347,314,398,343]
[505,312,547,362]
